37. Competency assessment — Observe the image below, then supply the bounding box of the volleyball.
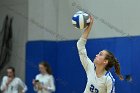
[72,11,90,29]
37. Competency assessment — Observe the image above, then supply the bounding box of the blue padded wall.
[26,36,140,93]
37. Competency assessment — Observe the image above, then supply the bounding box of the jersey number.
[90,84,99,93]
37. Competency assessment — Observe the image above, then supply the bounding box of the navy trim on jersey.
[109,73,115,93]
[105,71,109,76]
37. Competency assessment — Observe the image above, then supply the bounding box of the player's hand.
[89,15,94,25]
[6,77,13,86]
[38,84,43,90]
[85,15,94,31]
[42,85,48,90]
[81,15,94,39]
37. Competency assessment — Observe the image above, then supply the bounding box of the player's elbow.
[22,86,28,92]
[52,87,56,92]
[48,87,56,92]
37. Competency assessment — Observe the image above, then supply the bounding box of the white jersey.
[77,38,115,93]
[34,73,55,93]
[0,76,27,93]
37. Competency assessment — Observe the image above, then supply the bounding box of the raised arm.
[77,16,94,71]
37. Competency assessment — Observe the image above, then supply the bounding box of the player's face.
[94,50,108,65]
[39,64,47,74]
[7,69,14,77]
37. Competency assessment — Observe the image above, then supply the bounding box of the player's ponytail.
[114,58,124,80]
[104,50,123,80]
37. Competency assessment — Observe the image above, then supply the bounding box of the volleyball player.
[77,16,123,93]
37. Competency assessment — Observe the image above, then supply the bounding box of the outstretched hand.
[85,15,94,31]
[81,15,94,39]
